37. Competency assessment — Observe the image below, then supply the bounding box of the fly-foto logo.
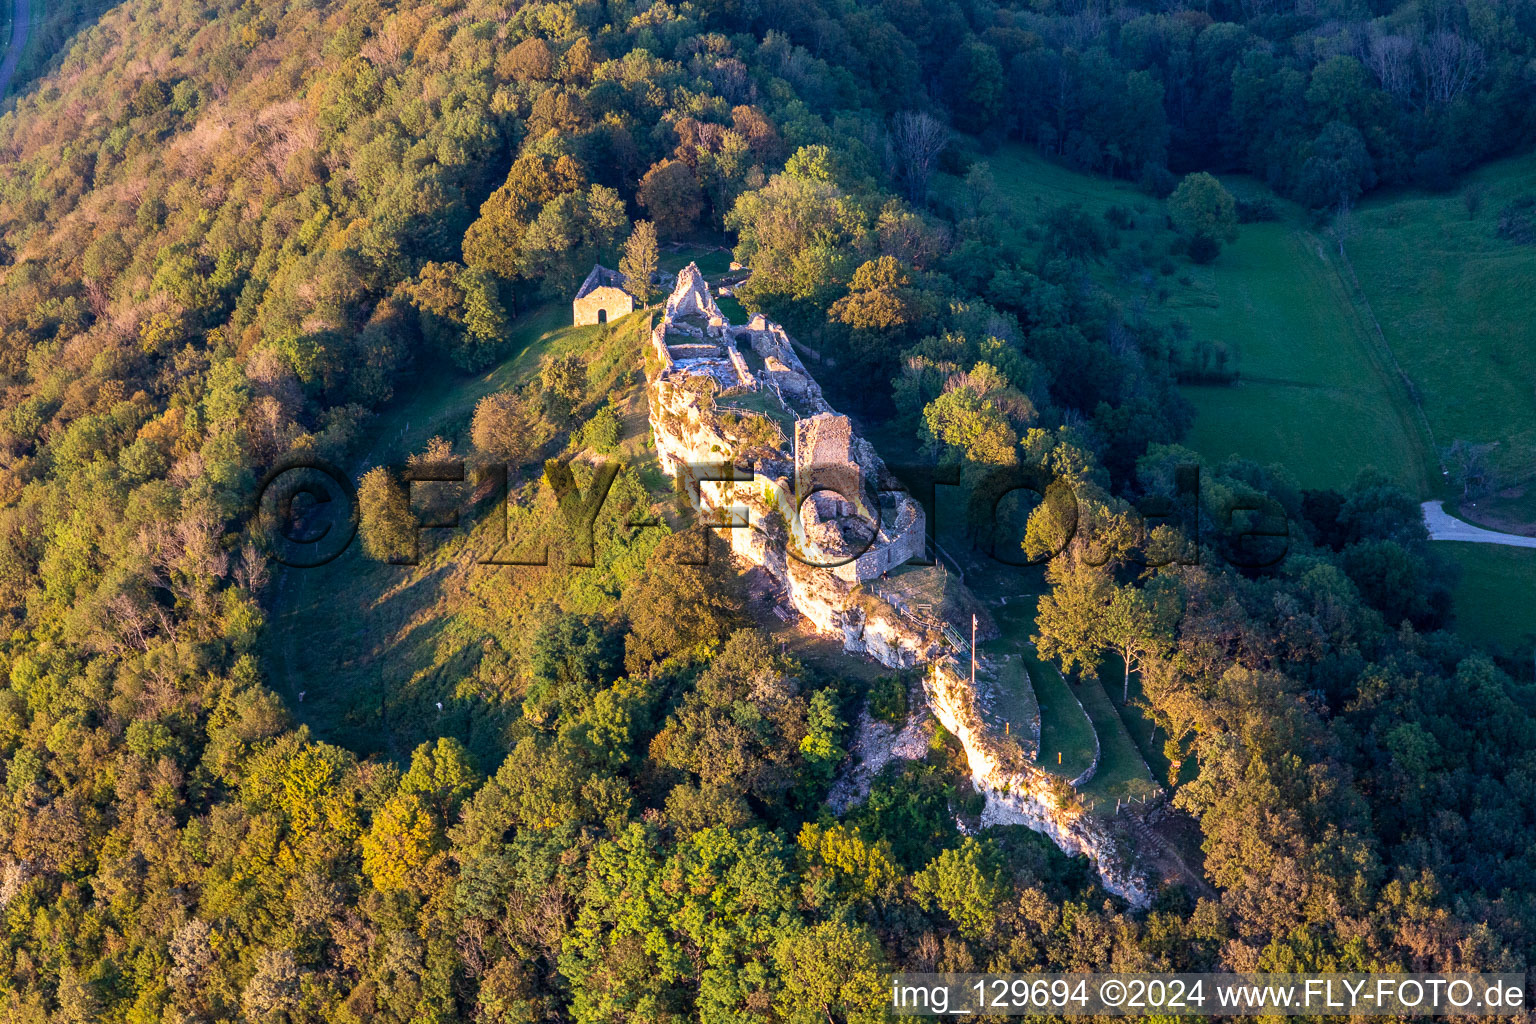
[251,455,1290,571]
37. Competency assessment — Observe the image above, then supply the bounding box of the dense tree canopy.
[0,0,1530,1019]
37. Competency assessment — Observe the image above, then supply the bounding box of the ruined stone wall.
[840,504,926,583]
[726,346,755,389]
[649,322,673,371]
[645,270,1151,909]
[664,263,728,329]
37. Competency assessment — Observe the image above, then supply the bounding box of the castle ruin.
[647,265,926,653]
[642,264,1150,907]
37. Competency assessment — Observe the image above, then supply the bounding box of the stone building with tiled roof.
[572,265,633,326]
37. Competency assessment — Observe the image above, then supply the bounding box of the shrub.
[1496,196,1536,244]
[1235,197,1279,223]
[868,675,908,725]
[1138,163,1177,199]
[358,466,415,562]
[1464,184,1486,219]
[1169,173,1237,243]
[472,391,542,464]
[578,405,622,453]
[1186,233,1221,264]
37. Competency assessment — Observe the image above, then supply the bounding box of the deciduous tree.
[358,466,414,561]
[889,111,948,202]
[618,219,658,304]
[1033,555,1112,679]
[1168,172,1238,261]
[638,159,704,238]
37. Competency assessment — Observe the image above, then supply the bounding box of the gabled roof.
[575,264,627,299]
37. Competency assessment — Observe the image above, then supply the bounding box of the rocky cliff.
[643,266,1150,908]
[923,660,1152,908]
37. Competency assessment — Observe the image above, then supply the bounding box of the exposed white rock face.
[826,707,928,814]
[923,662,1151,908]
[645,265,1150,909]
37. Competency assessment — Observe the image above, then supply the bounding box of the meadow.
[1176,221,1431,493]
[1346,152,1536,505]
[965,143,1536,650]
[947,144,1433,492]
[1440,543,1536,651]
[262,300,650,762]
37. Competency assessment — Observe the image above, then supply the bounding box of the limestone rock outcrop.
[644,264,1150,907]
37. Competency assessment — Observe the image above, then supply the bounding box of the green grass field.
[950,144,1146,220]
[1441,543,1536,651]
[659,244,734,277]
[1177,222,1431,493]
[1347,152,1536,487]
[962,559,1147,794]
[974,577,1158,804]
[975,143,1536,649]
[956,144,1433,493]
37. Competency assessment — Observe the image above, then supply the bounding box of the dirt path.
[0,0,30,99]
[1314,235,1442,496]
[1422,501,1536,548]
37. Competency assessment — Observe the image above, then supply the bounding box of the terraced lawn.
[1076,675,1161,808]
[971,643,1040,755]
[963,565,1099,784]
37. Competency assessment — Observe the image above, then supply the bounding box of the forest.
[0,0,1532,1019]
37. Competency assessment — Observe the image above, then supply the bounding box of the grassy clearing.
[969,563,1157,807]
[1347,151,1536,488]
[1021,647,1096,782]
[906,466,1133,792]
[352,302,608,466]
[263,303,651,763]
[976,145,1536,650]
[716,295,749,322]
[964,145,1434,493]
[1441,543,1536,651]
[943,144,1146,221]
[972,646,1039,753]
[1178,222,1431,492]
